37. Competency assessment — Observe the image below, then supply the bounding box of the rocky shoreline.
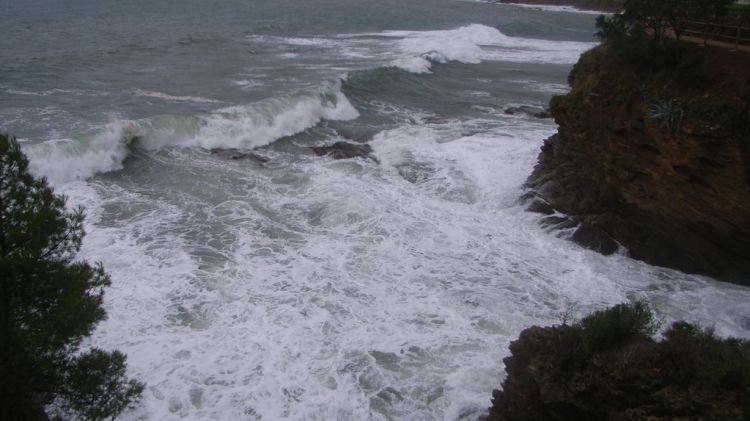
[523,41,750,285]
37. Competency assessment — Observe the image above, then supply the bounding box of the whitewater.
[2,1,749,419]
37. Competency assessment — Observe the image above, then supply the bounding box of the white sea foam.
[24,123,131,186]
[66,114,750,421]
[231,79,263,89]
[376,24,596,73]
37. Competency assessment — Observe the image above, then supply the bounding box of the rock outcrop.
[210,148,270,163]
[503,105,551,119]
[310,141,378,162]
[486,303,750,421]
[525,42,750,285]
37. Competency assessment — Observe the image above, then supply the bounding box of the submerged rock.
[210,148,270,163]
[310,141,378,162]
[486,303,750,421]
[503,105,551,119]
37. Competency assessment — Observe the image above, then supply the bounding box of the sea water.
[2,0,749,419]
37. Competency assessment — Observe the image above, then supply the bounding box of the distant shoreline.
[498,0,623,13]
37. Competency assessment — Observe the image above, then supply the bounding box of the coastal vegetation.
[0,134,142,420]
[486,303,750,420]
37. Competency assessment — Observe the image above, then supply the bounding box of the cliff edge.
[525,40,750,284]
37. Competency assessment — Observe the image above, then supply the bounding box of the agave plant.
[649,98,684,131]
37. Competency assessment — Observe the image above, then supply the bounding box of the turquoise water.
[2,1,749,419]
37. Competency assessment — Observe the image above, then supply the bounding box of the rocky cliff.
[524,42,750,284]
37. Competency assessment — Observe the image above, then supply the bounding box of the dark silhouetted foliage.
[598,0,733,43]
[0,134,143,420]
[487,302,750,420]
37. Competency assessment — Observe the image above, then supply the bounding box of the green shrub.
[575,301,657,353]
[489,303,750,420]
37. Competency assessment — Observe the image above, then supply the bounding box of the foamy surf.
[376,24,596,73]
[23,82,358,184]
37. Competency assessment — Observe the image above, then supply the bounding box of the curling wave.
[24,82,358,184]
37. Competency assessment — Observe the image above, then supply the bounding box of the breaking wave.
[376,24,595,73]
[24,82,358,184]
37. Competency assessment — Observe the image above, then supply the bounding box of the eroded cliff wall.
[525,43,750,284]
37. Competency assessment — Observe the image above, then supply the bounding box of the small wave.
[25,82,358,184]
[134,89,223,104]
[231,79,264,90]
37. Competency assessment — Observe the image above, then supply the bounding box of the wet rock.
[210,148,270,163]
[525,198,555,215]
[571,222,618,255]
[503,105,551,119]
[310,141,377,162]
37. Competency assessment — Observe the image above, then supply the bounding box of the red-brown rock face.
[525,44,750,284]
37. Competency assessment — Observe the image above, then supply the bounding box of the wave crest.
[24,82,358,184]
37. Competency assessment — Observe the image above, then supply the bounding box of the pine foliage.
[0,134,142,420]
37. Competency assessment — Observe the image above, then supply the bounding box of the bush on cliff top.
[487,303,750,421]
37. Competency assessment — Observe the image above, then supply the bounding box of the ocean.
[2,0,749,419]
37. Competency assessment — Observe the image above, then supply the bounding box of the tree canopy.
[598,0,734,43]
[0,134,142,420]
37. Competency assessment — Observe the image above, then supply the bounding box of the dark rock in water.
[210,148,270,163]
[310,141,377,162]
[503,105,551,119]
[524,198,555,215]
[571,222,618,255]
[486,303,750,421]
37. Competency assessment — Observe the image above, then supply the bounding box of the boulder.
[310,141,378,162]
[503,105,551,119]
